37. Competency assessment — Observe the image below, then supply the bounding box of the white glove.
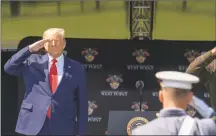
[29,39,50,52]
[189,96,214,118]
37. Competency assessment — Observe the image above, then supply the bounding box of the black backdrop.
[2,37,215,135]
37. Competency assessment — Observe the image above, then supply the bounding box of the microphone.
[136,80,144,89]
[135,80,144,111]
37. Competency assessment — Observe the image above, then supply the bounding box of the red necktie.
[47,59,58,118]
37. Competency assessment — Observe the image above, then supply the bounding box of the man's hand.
[211,47,216,56]
[29,39,50,52]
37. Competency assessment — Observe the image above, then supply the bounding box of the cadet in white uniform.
[132,71,216,135]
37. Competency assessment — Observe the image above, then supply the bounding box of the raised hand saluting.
[29,39,50,52]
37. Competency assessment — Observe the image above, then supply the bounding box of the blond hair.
[43,28,65,38]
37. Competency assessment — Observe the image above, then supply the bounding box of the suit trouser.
[37,117,51,136]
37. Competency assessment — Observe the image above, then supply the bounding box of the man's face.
[44,33,65,58]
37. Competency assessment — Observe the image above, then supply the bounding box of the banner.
[2,37,214,135]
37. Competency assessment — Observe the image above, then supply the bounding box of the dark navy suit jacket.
[4,46,88,135]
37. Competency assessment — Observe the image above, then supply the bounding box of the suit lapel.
[41,54,52,96]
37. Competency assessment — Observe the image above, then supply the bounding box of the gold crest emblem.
[184,50,200,63]
[131,102,149,111]
[132,49,150,64]
[106,75,123,90]
[88,101,98,115]
[156,113,159,118]
[186,105,196,117]
[212,116,216,121]
[127,117,148,135]
[81,48,98,62]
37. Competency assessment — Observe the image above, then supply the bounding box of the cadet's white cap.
[156,71,200,90]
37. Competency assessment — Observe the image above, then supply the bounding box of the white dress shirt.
[48,54,64,86]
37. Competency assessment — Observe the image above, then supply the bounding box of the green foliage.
[1,1,215,48]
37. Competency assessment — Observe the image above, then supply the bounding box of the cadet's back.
[132,109,216,135]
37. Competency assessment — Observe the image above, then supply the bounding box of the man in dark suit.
[4,28,88,135]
